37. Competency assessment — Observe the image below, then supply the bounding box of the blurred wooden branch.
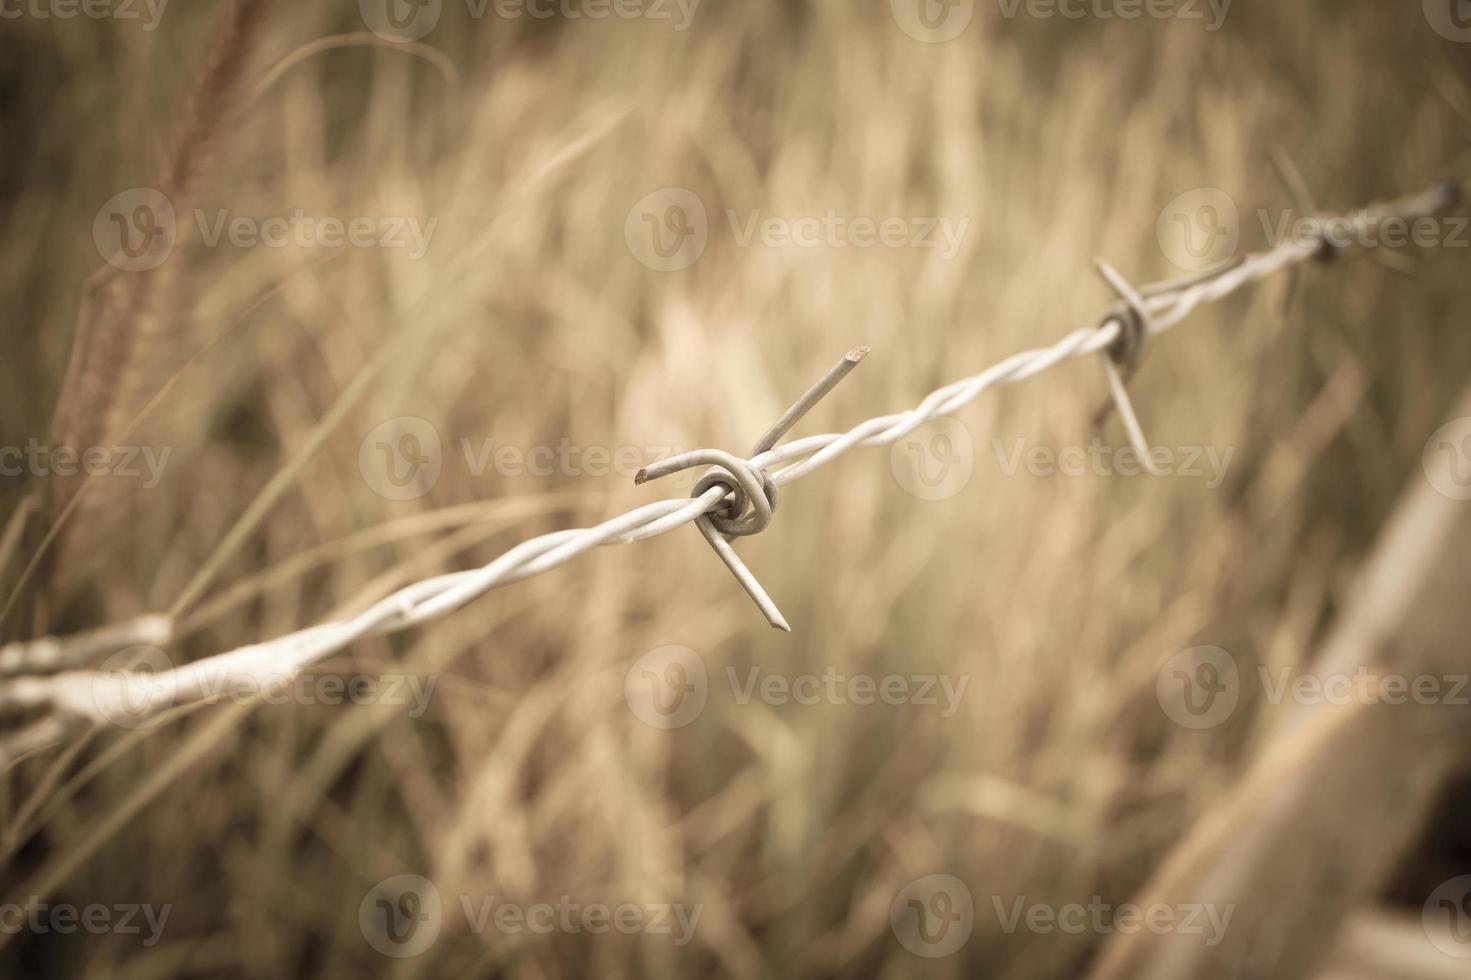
[1314,908,1470,980]
[1087,389,1471,980]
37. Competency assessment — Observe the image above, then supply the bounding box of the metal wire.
[0,178,1460,763]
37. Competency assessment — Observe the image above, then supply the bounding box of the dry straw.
[0,177,1460,766]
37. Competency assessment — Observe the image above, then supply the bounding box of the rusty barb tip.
[633,468,651,485]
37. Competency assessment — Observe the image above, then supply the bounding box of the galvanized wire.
[0,178,1459,763]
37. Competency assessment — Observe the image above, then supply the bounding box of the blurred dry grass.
[2,1,1470,976]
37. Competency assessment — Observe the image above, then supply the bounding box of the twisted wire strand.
[0,179,1458,763]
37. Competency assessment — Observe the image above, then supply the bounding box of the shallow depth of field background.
[2,1,1470,977]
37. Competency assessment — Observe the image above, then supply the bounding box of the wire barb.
[751,346,870,457]
[1093,257,1164,476]
[635,352,870,631]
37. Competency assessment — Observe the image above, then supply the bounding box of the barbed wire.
[0,178,1460,765]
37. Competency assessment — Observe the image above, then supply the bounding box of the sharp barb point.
[751,346,871,457]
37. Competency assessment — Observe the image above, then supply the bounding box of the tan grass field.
[2,1,1471,976]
